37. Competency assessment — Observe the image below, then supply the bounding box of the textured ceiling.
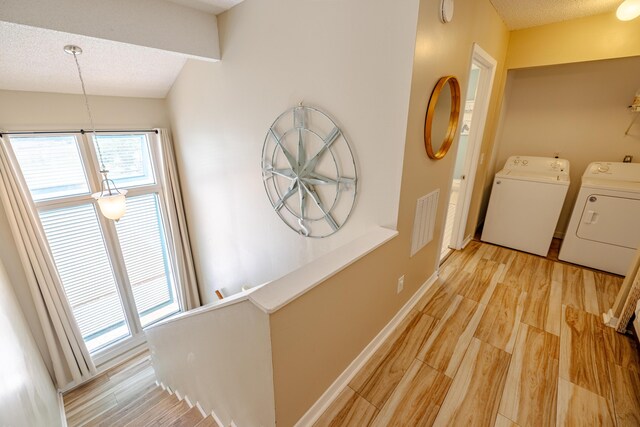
[490,0,622,30]
[0,0,620,99]
[0,22,187,98]
[164,0,244,14]
[0,0,243,98]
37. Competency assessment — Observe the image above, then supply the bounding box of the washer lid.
[497,169,570,185]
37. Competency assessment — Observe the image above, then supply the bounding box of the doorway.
[440,44,497,262]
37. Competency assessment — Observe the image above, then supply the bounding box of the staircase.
[83,385,218,426]
[63,351,218,427]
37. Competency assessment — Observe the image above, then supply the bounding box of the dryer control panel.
[585,162,640,181]
[503,156,569,174]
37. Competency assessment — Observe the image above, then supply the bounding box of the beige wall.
[166,0,420,303]
[269,0,509,424]
[0,255,62,426]
[0,89,171,374]
[507,12,640,69]
[493,56,640,235]
[0,89,170,131]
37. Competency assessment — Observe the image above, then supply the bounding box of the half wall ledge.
[249,227,399,314]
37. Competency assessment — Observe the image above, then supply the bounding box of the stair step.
[167,407,205,427]
[122,392,179,426]
[87,383,161,426]
[97,387,168,426]
[66,393,117,427]
[148,399,191,426]
[194,416,218,427]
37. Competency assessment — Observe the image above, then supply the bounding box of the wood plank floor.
[62,351,216,427]
[315,241,640,427]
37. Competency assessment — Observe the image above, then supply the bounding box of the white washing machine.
[559,162,640,275]
[481,156,570,256]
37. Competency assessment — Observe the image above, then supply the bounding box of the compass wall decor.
[261,105,358,238]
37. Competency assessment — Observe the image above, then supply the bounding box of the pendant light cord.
[71,51,106,172]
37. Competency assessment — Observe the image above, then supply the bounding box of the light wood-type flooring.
[62,351,216,427]
[315,241,640,427]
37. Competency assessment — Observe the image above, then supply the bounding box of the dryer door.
[577,194,640,249]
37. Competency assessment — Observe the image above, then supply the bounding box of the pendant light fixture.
[64,45,127,221]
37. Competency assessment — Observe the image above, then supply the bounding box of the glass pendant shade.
[92,190,128,221]
[617,0,640,21]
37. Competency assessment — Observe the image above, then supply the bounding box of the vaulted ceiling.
[0,0,242,98]
[0,21,187,98]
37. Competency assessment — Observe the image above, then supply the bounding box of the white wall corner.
[57,392,68,427]
[293,270,439,427]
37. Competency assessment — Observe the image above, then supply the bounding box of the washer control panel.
[503,156,569,174]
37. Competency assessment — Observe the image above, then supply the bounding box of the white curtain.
[0,136,96,389]
[156,129,201,310]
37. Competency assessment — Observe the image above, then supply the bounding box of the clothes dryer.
[559,162,640,275]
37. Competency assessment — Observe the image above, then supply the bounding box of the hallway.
[315,241,640,426]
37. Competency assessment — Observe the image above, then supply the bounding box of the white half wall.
[167,0,420,302]
[0,0,220,60]
[146,299,275,427]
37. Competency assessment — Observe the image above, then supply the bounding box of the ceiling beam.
[0,0,220,61]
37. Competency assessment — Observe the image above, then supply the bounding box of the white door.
[440,43,497,261]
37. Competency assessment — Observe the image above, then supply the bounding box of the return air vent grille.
[410,190,439,256]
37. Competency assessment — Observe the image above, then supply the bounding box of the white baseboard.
[195,402,207,418]
[58,392,68,427]
[603,309,619,328]
[294,270,440,427]
[210,409,225,427]
[462,235,473,249]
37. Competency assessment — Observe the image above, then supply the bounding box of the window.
[8,132,180,356]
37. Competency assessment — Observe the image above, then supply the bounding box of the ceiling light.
[64,45,127,221]
[617,0,640,21]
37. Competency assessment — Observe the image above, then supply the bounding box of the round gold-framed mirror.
[424,76,461,160]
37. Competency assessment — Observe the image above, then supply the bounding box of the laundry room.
[487,55,640,240]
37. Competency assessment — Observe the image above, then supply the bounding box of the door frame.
[449,43,497,250]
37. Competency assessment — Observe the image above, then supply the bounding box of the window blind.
[115,194,178,327]
[9,132,181,356]
[40,204,130,352]
[11,135,89,201]
[94,134,155,188]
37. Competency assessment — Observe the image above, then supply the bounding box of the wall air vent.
[410,190,439,257]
